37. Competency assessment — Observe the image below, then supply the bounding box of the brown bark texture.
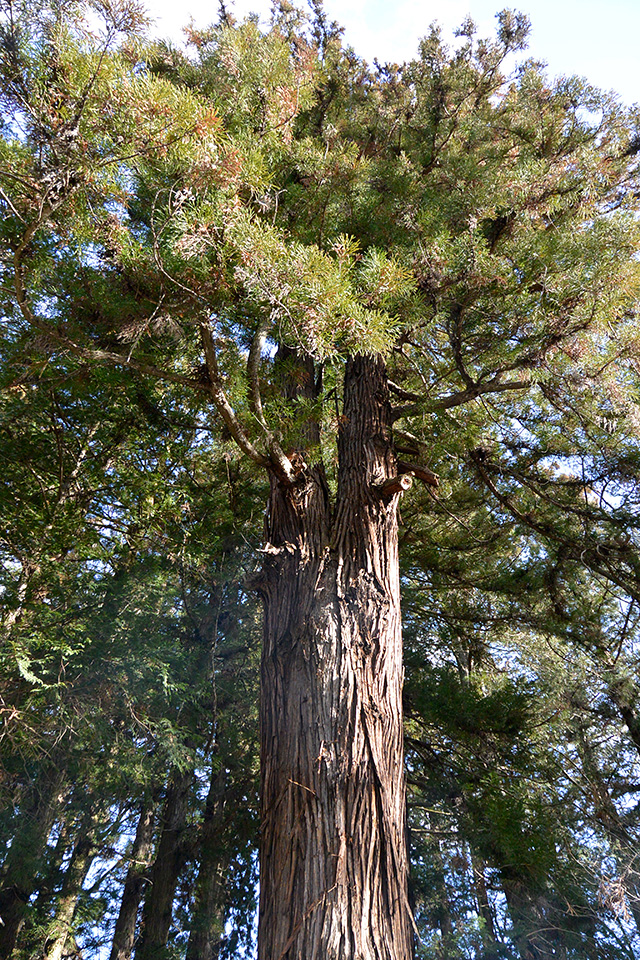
[185,766,229,960]
[109,798,156,960]
[258,355,413,960]
[135,769,193,960]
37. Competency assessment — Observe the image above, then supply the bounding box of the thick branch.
[246,322,303,483]
[375,474,413,499]
[247,317,270,429]
[396,460,439,488]
[392,376,531,421]
[429,376,531,409]
[387,379,421,402]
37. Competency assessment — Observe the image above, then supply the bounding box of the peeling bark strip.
[259,356,413,960]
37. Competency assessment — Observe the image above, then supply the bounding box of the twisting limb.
[199,321,272,469]
[387,379,422,402]
[427,375,531,411]
[247,316,271,430]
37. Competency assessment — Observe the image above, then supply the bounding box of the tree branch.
[247,317,271,430]
[396,461,439,488]
[375,474,413,500]
[199,322,272,468]
[245,318,297,484]
[392,375,532,422]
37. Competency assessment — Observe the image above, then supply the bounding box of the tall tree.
[2,2,640,958]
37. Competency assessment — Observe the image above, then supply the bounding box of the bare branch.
[199,322,271,468]
[247,316,271,429]
[387,379,421,402]
[427,376,531,411]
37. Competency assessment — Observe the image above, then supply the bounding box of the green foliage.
[2,0,640,956]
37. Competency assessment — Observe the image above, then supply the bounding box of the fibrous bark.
[258,355,413,960]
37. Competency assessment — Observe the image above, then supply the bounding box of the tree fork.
[258,355,414,960]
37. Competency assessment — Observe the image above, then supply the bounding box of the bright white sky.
[146,0,639,105]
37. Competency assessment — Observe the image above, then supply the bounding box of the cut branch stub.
[396,459,439,488]
[375,474,414,500]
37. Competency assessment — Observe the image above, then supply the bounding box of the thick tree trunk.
[109,798,157,960]
[258,355,413,960]
[135,769,193,960]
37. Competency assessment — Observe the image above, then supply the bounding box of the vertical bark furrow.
[259,355,413,960]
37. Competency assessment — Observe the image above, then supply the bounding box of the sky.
[145,0,640,106]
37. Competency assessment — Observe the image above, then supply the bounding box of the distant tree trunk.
[0,764,67,960]
[135,769,193,960]
[258,355,413,960]
[430,835,455,949]
[185,767,229,960]
[502,879,557,960]
[42,811,96,960]
[576,725,640,936]
[27,814,72,923]
[470,852,500,958]
[109,798,157,960]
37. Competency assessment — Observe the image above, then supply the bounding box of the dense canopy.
[2,1,640,958]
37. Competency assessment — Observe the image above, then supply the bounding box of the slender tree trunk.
[258,355,413,960]
[135,768,193,960]
[0,765,67,960]
[28,816,72,920]
[43,813,96,960]
[430,835,454,949]
[185,767,229,960]
[470,852,500,959]
[576,725,640,936]
[109,798,157,960]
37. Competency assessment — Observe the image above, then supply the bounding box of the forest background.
[2,0,640,958]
